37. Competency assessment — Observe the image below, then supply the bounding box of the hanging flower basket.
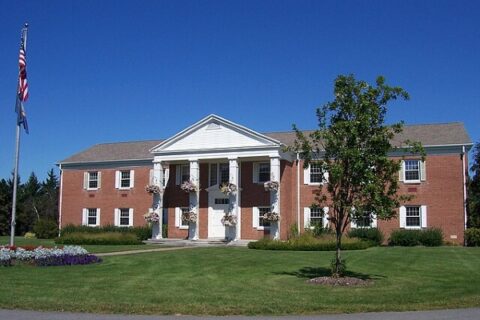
[180,180,198,193]
[262,211,280,222]
[145,184,161,194]
[264,180,279,192]
[143,211,160,223]
[220,183,237,195]
[221,214,237,226]
[182,211,198,223]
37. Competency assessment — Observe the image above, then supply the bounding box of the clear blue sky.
[0,0,479,181]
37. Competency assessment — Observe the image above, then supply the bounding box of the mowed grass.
[1,246,480,315]
[0,236,150,253]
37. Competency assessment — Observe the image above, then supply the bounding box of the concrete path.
[95,246,194,257]
[1,308,479,320]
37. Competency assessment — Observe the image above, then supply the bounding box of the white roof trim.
[150,114,282,153]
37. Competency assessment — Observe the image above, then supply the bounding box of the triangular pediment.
[150,114,281,153]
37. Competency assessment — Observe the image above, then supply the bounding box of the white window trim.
[304,163,328,186]
[84,171,101,190]
[400,205,427,229]
[114,208,134,227]
[401,160,426,184]
[175,207,189,229]
[115,170,134,190]
[304,206,329,229]
[253,206,271,231]
[208,162,229,187]
[82,208,100,227]
[175,164,190,186]
[253,162,270,184]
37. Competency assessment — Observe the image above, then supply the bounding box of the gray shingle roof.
[58,123,471,165]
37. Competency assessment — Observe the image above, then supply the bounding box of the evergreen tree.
[468,143,480,227]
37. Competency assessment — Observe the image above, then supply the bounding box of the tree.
[39,169,59,222]
[294,74,422,277]
[468,142,480,228]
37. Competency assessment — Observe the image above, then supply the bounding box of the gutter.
[297,152,301,235]
[462,145,468,245]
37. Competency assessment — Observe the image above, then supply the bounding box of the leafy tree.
[294,74,422,277]
[468,142,480,228]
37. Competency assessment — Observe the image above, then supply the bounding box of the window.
[181,164,190,183]
[404,160,420,181]
[120,208,130,226]
[352,213,376,228]
[219,163,229,184]
[83,208,100,226]
[84,171,101,190]
[310,163,322,183]
[209,164,217,186]
[310,207,324,227]
[258,163,270,183]
[115,170,134,189]
[258,207,271,228]
[209,163,229,186]
[181,207,190,227]
[214,198,229,205]
[406,206,420,227]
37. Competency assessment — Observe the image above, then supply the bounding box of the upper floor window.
[253,162,270,184]
[83,171,101,190]
[176,164,190,185]
[304,162,328,185]
[400,160,426,183]
[209,163,229,186]
[115,170,134,189]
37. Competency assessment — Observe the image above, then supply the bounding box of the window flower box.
[262,211,280,222]
[143,211,160,223]
[181,180,198,193]
[221,214,238,226]
[264,180,279,191]
[220,183,237,195]
[145,184,161,194]
[182,211,198,223]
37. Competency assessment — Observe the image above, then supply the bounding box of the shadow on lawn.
[275,266,385,280]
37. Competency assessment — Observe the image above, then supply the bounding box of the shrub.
[33,219,58,239]
[24,232,36,239]
[348,228,384,245]
[389,228,443,246]
[310,223,331,237]
[287,223,299,240]
[330,257,347,277]
[465,228,480,246]
[419,228,443,246]
[248,234,372,251]
[61,224,152,241]
[55,232,143,245]
[162,224,168,238]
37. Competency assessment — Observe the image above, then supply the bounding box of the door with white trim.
[208,191,229,238]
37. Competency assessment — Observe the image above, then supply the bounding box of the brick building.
[57,114,472,244]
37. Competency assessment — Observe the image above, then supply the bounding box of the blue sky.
[0,0,479,181]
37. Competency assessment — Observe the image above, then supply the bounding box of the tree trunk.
[334,229,342,278]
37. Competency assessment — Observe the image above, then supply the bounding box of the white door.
[208,197,229,238]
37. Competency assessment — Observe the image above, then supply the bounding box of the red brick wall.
[60,166,153,229]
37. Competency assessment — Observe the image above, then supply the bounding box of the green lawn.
[1,246,480,315]
[0,236,150,253]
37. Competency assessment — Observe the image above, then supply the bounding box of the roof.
[58,122,472,165]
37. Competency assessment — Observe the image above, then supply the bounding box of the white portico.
[148,114,291,241]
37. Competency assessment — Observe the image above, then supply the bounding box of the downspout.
[462,145,467,245]
[58,165,63,237]
[297,152,301,235]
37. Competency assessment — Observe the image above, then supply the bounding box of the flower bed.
[0,245,101,267]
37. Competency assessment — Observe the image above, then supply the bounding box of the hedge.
[465,228,480,246]
[248,235,372,251]
[61,224,151,241]
[347,227,384,245]
[388,228,443,246]
[55,232,143,245]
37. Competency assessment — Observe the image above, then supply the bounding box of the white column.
[228,157,240,241]
[189,159,200,240]
[152,161,164,239]
[270,156,281,240]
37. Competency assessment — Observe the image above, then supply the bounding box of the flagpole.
[9,23,28,247]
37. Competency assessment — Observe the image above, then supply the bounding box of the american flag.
[18,32,29,102]
[16,25,29,133]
